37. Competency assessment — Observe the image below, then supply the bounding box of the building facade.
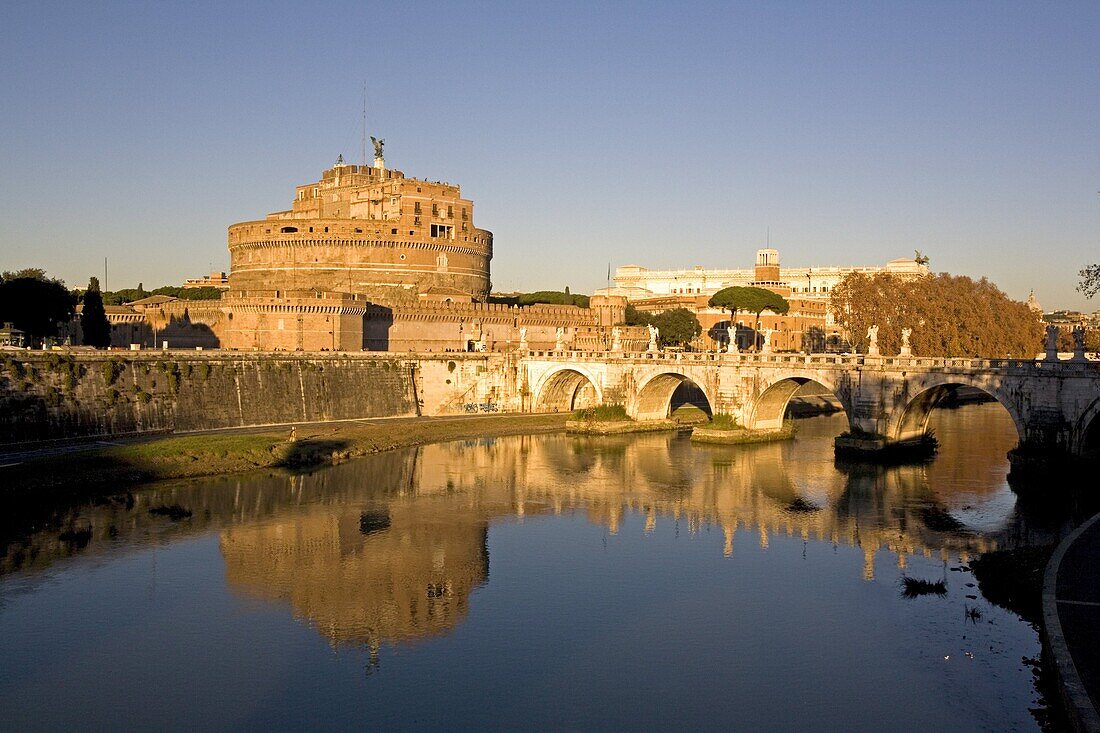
[603,249,929,351]
[612,253,927,303]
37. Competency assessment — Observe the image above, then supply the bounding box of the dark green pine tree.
[81,277,112,347]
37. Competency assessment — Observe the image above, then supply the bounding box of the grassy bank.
[1,414,569,498]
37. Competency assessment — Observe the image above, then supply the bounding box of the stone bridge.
[519,350,1100,457]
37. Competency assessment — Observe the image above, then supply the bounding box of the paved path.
[1045,511,1100,733]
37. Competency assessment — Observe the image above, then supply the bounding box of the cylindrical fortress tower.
[227,159,493,301]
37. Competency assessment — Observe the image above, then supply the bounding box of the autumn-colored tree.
[830,272,1043,357]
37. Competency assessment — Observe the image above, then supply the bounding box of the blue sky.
[1,1,1098,309]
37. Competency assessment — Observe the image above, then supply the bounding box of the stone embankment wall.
[0,352,425,444]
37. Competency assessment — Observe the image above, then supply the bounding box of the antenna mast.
[360,84,367,167]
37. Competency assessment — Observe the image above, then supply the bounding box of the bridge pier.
[833,432,938,461]
[518,351,1099,466]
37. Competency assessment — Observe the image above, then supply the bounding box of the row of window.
[413,203,465,219]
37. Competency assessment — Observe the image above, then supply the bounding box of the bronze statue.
[370,136,385,159]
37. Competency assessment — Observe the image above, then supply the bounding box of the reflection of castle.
[220,501,489,651]
[3,412,1040,650]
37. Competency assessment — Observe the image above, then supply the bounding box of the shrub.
[573,404,629,422]
[707,413,742,431]
[102,358,125,386]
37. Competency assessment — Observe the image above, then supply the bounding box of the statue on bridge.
[1072,325,1087,362]
[760,328,775,354]
[555,326,566,352]
[899,327,912,357]
[647,324,659,352]
[726,325,738,354]
[611,326,623,352]
[1045,324,1060,361]
[866,324,880,356]
[518,326,528,351]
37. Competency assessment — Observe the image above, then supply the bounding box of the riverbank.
[0,413,570,498]
[1043,511,1100,733]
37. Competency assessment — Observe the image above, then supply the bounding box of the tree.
[650,308,701,348]
[81,277,112,348]
[709,286,789,349]
[488,290,589,308]
[624,304,652,326]
[0,270,76,345]
[830,271,1043,357]
[1080,263,1100,299]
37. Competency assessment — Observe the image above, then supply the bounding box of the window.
[447,205,453,219]
[414,202,422,214]
[432,203,439,216]
[297,191,304,201]
[431,224,453,239]
[313,187,319,198]
[391,228,398,235]
[414,216,421,225]
[280,226,298,233]
[462,207,468,220]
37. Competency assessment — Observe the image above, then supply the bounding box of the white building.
[603,250,929,329]
[612,252,925,299]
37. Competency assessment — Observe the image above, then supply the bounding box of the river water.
[0,405,1090,731]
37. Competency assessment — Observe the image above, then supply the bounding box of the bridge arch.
[633,371,714,421]
[889,382,1024,444]
[533,367,602,413]
[1072,397,1100,458]
[747,376,850,431]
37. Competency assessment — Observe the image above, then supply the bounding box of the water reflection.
[2,407,1089,653]
[6,405,1098,731]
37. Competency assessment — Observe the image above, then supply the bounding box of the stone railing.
[518,349,1100,373]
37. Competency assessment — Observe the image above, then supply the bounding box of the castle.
[101,150,637,352]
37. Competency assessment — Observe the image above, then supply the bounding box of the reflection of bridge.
[4,423,1069,651]
[522,351,1100,455]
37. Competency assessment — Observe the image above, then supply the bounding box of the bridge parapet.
[517,350,1100,460]
[521,349,1098,374]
